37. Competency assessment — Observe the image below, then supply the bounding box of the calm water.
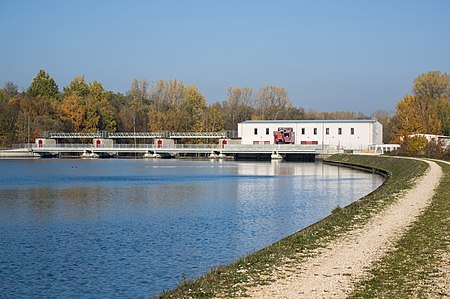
[0,159,383,298]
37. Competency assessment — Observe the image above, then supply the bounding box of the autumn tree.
[60,76,117,132]
[413,70,450,135]
[0,95,20,147]
[413,71,450,102]
[148,79,187,131]
[391,71,449,143]
[304,110,367,120]
[402,135,429,156]
[254,85,291,119]
[0,82,20,146]
[205,103,224,132]
[391,95,441,143]
[436,98,450,135]
[372,110,394,143]
[0,82,18,103]
[123,79,150,132]
[18,70,63,138]
[183,86,207,131]
[222,87,254,131]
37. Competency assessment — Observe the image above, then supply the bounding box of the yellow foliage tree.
[183,86,206,131]
[413,71,450,102]
[60,94,86,132]
[61,77,116,132]
[391,95,441,143]
[403,135,429,156]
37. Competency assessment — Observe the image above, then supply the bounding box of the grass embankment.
[157,155,428,298]
[350,161,450,298]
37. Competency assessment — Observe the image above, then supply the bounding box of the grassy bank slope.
[350,161,450,298]
[157,155,428,298]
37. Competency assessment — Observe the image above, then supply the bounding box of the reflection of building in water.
[233,161,384,254]
[235,161,330,177]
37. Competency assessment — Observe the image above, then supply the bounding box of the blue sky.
[1,0,449,114]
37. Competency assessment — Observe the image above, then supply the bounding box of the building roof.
[240,119,379,124]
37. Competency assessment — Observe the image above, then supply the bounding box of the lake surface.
[0,159,383,298]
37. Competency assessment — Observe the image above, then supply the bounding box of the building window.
[326,128,329,135]
[301,128,305,135]
[313,128,317,135]
[351,128,355,135]
[266,128,269,135]
[254,128,258,135]
[338,128,342,135]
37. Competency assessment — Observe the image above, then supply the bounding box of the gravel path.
[245,159,442,298]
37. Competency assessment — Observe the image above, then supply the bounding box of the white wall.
[238,120,383,150]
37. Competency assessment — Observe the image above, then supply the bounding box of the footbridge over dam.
[9,131,334,161]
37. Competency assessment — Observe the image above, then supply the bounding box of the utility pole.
[27,115,31,150]
[133,110,136,159]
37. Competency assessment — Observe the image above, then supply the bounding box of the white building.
[238,120,383,151]
[407,134,450,148]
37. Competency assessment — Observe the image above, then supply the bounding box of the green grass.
[349,161,450,298]
[156,155,428,298]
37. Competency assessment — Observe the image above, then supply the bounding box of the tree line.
[1,70,449,154]
[0,70,365,147]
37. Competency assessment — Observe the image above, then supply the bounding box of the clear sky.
[1,0,449,114]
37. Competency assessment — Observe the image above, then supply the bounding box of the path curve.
[245,159,442,298]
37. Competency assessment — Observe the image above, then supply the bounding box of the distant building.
[407,134,450,148]
[238,120,383,151]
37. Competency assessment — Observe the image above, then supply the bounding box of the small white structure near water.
[238,120,383,152]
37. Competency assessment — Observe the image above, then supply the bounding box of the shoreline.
[246,157,442,298]
[158,154,435,298]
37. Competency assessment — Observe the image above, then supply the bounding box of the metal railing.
[168,132,228,138]
[109,132,165,138]
[45,132,166,139]
[43,131,230,139]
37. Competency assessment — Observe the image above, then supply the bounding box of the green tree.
[436,98,450,136]
[63,76,89,97]
[27,70,59,98]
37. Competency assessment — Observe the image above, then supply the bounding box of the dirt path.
[245,159,442,298]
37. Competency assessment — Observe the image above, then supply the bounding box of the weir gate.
[30,132,330,161]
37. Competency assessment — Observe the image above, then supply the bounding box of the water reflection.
[0,159,383,298]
